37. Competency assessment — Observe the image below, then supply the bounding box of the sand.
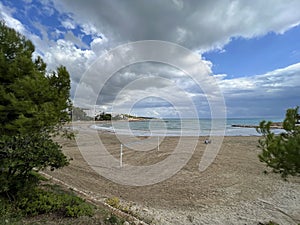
[46,122,300,225]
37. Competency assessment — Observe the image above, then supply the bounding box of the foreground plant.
[257,106,300,178]
[0,20,72,197]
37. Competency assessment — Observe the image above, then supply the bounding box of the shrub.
[16,186,94,217]
[105,214,124,225]
[105,197,121,209]
[257,106,300,178]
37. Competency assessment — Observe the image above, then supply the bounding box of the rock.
[142,208,149,212]
[123,221,130,225]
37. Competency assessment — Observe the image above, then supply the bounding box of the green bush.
[0,196,22,225]
[257,106,300,178]
[105,197,120,209]
[0,197,13,217]
[16,187,94,218]
[105,214,124,225]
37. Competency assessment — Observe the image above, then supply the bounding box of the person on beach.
[204,139,211,144]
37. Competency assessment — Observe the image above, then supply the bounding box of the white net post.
[120,144,123,168]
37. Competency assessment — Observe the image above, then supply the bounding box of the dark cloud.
[53,0,300,50]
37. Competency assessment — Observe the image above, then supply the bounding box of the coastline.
[84,120,284,137]
[231,121,283,129]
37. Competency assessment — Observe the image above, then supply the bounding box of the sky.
[1,0,300,118]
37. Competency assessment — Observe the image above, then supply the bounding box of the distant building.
[82,108,97,117]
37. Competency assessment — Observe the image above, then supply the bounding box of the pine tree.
[0,21,72,195]
[257,106,300,178]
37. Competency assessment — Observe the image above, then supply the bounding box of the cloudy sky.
[1,0,300,118]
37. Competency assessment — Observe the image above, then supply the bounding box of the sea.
[91,118,284,136]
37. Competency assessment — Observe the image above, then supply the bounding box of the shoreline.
[71,121,278,137]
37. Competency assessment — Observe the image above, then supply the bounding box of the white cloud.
[61,19,76,29]
[0,3,26,34]
[81,23,97,36]
[219,63,300,92]
[44,39,96,78]
[64,31,88,49]
[217,63,300,117]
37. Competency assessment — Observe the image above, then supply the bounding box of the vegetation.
[15,185,94,218]
[0,21,128,225]
[16,185,93,217]
[0,17,72,214]
[95,112,112,121]
[105,197,121,209]
[72,106,93,121]
[0,17,73,218]
[123,114,154,120]
[0,183,126,225]
[105,197,131,214]
[105,197,153,223]
[0,21,72,196]
[257,106,300,178]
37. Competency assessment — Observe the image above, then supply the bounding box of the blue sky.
[203,26,300,78]
[1,0,300,118]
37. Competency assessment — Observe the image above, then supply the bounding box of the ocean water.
[92,118,284,136]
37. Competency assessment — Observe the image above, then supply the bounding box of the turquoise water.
[92,118,284,136]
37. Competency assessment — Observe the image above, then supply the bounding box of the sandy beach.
[46,122,300,225]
